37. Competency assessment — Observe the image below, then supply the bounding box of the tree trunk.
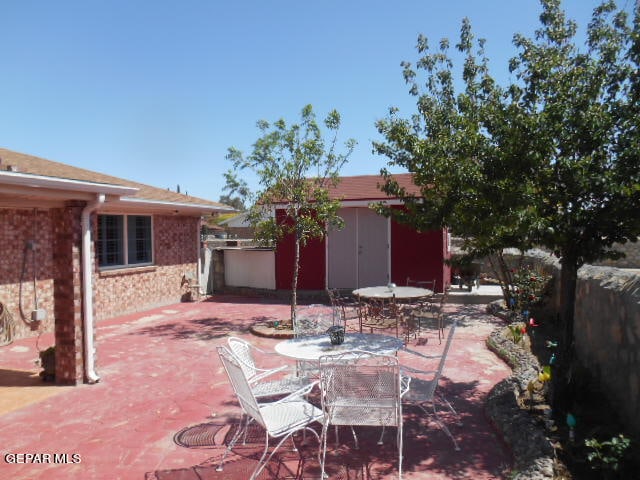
[291,233,300,330]
[552,255,579,412]
[488,251,517,308]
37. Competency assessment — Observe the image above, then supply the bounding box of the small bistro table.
[352,285,433,300]
[352,286,434,337]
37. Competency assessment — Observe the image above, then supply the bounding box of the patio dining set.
[215,281,461,479]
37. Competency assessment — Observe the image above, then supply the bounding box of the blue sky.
[1,0,631,202]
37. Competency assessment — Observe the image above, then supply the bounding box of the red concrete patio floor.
[0,295,513,479]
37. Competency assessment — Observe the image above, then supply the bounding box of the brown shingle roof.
[0,147,228,209]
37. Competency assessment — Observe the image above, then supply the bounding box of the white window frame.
[97,214,154,269]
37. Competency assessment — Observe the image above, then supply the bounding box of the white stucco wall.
[223,248,276,290]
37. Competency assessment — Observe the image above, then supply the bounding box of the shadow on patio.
[0,296,512,480]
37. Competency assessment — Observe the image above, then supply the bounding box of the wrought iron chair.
[406,277,436,295]
[318,350,407,479]
[359,295,401,338]
[399,318,462,450]
[216,346,324,479]
[398,304,421,344]
[227,336,311,398]
[409,290,448,343]
[326,288,360,331]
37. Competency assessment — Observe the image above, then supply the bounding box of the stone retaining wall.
[519,254,640,440]
[573,265,640,439]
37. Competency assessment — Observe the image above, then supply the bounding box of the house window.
[97,215,153,268]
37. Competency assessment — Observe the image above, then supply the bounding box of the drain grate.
[173,422,226,448]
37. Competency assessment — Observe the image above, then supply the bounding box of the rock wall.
[591,239,640,268]
[573,266,640,439]
[524,253,640,439]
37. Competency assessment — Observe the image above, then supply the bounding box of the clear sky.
[1,0,632,202]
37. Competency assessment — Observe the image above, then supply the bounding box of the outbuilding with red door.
[274,174,451,293]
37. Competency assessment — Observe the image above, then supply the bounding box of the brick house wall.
[52,203,85,384]
[0,208,57,340]
[93,215,200,321]
[0,205,86,383]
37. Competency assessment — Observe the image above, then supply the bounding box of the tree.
[375,0,640,410]
[219,171,252,211]
[226,104,356,326]
[217,194,245,211]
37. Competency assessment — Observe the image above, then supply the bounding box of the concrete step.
[447,284,504,304]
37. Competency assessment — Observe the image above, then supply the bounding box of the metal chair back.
[217,345,266,429]
[216,345,324,479]
[227,336,260,381]
[294,306,336,338]
[319,350,403,478]
[400,318,461,450]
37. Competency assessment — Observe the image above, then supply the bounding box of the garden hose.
[0,300,15,346]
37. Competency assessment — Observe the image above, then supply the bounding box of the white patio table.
[353,285,433,300]
[274,333,404,362]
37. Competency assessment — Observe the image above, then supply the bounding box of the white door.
[327,208,389,288]
[356,208,389,287]
[327,208,358,288]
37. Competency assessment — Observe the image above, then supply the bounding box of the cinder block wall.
[93,215,200,321]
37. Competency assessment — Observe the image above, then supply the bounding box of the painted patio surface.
[0,295,512,479]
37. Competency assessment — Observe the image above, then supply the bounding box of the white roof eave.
[0,170,138,196]
[118,197,235,214]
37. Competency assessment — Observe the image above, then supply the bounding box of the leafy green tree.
[226,104,356,326]
[375,0,640,409]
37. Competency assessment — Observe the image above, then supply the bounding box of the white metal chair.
[227,336,311,398]
[399,318,462,450]
[294,306,338,338]
[318,350,407,479]
[293,306,338,378]
[216,345,324,479]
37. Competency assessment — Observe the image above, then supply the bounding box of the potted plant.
[39,346,55,381]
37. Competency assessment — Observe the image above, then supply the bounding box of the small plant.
[508,266,552,315]
[585,434,630,474]
[508,323,527,344]
[526,365,551,410]
[38,346,56,381]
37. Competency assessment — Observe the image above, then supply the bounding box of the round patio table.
[353,286,433,300]
[275,333,403,361]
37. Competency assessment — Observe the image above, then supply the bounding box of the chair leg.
[216,418,247,472]
[377,425,386,445]
[350,426,359,449]
[252,429,320,480]
[437,392,463,426]
[419,402,461,451]
[397,423,403,479]
[321,420,331,479]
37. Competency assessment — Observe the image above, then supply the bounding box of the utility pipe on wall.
[81,193,105,384]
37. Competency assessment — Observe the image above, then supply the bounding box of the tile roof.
[325,173,420,201]
[0,147,228,209]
